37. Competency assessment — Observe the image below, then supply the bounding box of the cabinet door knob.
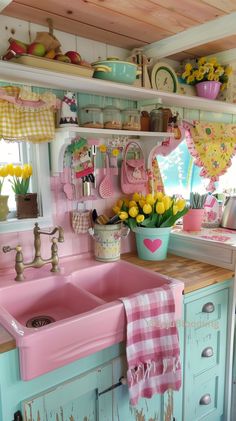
[202,302,215,313]
[201,346,214,358]
[199,393,211,405]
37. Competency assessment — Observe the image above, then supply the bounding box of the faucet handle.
[3,245,22,253]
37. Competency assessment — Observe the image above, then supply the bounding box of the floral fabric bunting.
[186,121,236,191]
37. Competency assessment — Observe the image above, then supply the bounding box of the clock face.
[151,63,178,93]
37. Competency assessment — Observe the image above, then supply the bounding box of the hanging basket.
[16,193,38,219]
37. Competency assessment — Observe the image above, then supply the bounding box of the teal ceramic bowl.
[92,59,139,85]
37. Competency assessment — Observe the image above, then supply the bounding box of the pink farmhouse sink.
[0,259,183,380]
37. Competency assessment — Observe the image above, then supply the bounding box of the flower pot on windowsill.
[196,81,221,100]
[183,208,204,231]
[0,195,9,221]
[15,193,38,219]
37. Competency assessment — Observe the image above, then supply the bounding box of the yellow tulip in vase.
[112,192,189,261]
[9,164,38,219]
[0,165,10,221]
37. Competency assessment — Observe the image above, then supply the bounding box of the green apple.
[27,43,46,57]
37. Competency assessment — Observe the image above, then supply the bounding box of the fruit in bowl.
[27,42,46,57]
[45,49,56,59]
[54,54,71,63]
[2,37,28,60]
[65,51,81,64]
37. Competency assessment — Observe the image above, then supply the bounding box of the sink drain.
[26,315,55,328]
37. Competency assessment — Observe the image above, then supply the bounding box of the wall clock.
[151,62,178,93]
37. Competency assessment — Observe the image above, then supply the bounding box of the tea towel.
[120,284,181,405]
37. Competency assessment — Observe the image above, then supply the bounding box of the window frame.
[0,142,53,233]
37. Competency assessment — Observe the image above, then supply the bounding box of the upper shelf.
[57,126,172,138]
[1,61,236,115]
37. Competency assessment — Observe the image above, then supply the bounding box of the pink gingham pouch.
[71,210,92,234]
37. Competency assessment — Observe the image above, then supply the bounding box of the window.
[0,140,53,233]
[158,138,236,197]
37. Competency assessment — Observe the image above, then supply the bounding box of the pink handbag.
[121,142,147,194]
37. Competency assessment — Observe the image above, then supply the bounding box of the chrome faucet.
[2,223,64,281]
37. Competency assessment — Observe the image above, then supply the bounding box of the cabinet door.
[183,287,228,421]
[22,363,113,421]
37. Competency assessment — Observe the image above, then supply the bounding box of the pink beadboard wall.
[0,172,135,272]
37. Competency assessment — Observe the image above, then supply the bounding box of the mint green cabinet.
[182,281,231,421]
[22,363,113,421]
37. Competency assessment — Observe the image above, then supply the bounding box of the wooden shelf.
[1,61,236,115]
[57,126,172,138]
[51,127,171,175]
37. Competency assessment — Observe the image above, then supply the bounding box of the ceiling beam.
[209,48,236,64]
[0,0,12,12]
[143,12,236,59]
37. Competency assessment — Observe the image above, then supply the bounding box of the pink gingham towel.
[120,284,181,406]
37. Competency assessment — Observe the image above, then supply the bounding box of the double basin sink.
[0,258,183,380]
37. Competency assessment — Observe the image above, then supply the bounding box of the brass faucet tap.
[2,223,64,281]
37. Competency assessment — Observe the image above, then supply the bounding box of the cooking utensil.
[92,209,98,222]
[62,167,74,200]
[221,196,236,229]
[91,145,97,187]
[106,214,120,225]
[99,154,114,198]
[96,214,109,224]
[92,58,140,85]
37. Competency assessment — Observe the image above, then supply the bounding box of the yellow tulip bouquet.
[0,165,9,195]
[8,164,33,194]
[182,57,232,91]
[112,192,189,230]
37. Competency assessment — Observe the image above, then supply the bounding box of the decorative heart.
[143,238,162,253]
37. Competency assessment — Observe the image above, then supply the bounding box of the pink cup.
[183,209,205,231]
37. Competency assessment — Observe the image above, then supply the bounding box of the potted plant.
[181,57,232,99]
[0,164,9,221]
[9,163,38,219]
[112,192,188,261]
[183,192,208,231]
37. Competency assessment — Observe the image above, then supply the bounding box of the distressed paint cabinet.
[0,279,232,421]
[0,342,182,421]
[182,281,231,421]
[22,362,113,421]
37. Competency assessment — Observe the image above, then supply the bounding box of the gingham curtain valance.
[0,86,56,143]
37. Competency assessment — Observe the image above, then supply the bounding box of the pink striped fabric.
[121,284,181,406]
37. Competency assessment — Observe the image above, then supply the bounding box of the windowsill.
[0,215,53,234]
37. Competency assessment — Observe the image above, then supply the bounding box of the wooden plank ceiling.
[2,0,236,61]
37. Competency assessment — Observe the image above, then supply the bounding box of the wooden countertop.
[0,252,234,354]
[122,252,234,294]
[0,325,16,353]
